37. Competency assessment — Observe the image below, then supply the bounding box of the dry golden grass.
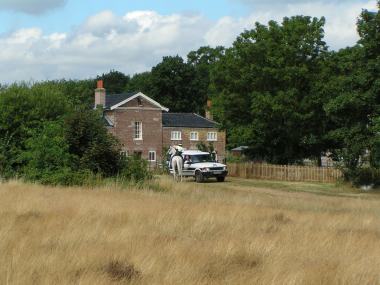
[1,176,380,285]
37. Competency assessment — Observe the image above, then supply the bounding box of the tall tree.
[98,70,130,94]
[0,84,70,176]
[187,46,225,114]
[125,72,152,94]
[212,16,328,164]
[149,56,205,113]
[358,2,380,167]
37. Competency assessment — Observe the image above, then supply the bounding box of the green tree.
[64,108,122,176]
[34,79,95,108]
[187,46,225,115]
[149,56,206,113]
[125,72,152,94]
[22,121,78,185]
[0,84,70,175]
[97,70,130,94]
[212,16,327,164]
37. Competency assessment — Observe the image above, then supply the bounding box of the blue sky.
[0,0,247,34]
[0,0,377,83]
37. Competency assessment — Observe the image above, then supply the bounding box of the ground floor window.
[148,151,156,161]
[133,151,142,158]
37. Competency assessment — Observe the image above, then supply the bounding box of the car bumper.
[202,170,228,178]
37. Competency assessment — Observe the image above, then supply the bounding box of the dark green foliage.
[34,79,96,108]
[125,49,224,114]
[149,56,207,113]
[119,155,152,182]
[64,109,122,176]
[0,83,151,186]
[343,167,380,187]
[22,121,74,183]
[0,84,70,176]
[125,72,152,94]
[98,70,130,94]
[212,16,327,164]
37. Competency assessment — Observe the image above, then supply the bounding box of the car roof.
[182,150,210,155]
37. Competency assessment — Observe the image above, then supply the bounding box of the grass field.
[1,176,380,284]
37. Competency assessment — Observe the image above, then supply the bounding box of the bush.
[119,156,152,183]
[343,167,380,187]
[64,108,122,176]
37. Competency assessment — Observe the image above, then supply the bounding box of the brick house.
[95,80,226,164]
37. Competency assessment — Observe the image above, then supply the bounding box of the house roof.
[105,92,169,111]
[162,113,218,128]
[105,92,138,109]
[102,115,114,127]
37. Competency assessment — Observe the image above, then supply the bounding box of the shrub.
[119,155,152,183]
[343,167,380,187]
[64,108,122,176]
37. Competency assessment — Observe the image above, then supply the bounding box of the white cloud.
[0,11,211,83]
[0,2,377,83]
[0,0,66,14]
[206,0,377,50]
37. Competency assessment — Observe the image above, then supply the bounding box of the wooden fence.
[227,163,342,183]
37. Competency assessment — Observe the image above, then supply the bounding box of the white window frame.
[171,131,182,141]
[190,131,199,141]
[120,150,128,157]
[134,121,142,140]
[207,132,217,141]
[148,151,156,162]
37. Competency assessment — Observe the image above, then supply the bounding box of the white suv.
[168,150,228,182]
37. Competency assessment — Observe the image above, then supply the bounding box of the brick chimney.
[95,80,106,108]
[205,99,213,120]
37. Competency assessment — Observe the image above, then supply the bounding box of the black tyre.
[195,171,204,183]
[216,176,225,182]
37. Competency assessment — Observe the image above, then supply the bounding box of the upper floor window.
[207,132,217,141]
[148,151,156,162]
[190,131,199,141]
[134,121,142,140]
[171,131,182,140]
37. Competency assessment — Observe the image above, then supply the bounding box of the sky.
[0,0,377,84]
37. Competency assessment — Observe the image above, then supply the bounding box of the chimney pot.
[95,80,106,108]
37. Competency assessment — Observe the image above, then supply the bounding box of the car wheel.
[195,171,204,183]
[216,176,225,182]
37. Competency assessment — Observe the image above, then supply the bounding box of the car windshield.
[190,154,213,163]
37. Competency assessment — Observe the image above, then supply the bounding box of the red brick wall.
[163,127,226,162]
[106,97,163,162]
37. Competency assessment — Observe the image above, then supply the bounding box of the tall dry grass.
[1,177,380,284]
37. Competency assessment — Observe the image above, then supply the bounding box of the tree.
[97,70,130,94]
[22,121,77,185]
[357,2,380,167]
[149,56,206,113]
[0,84,70,175]
[34,79,96,108]
[187,46,225,115]
[125,72,152,94]
[212,16,328,164]
[64,108,122,176]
